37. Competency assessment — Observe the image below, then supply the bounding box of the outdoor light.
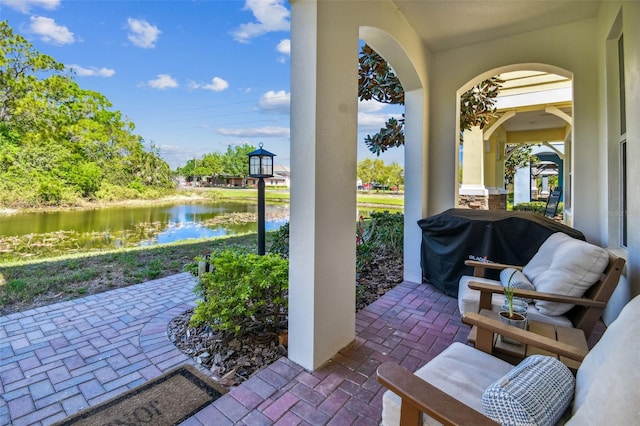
[247,143,276,255]
[248,142,275,178]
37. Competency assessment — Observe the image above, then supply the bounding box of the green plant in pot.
[499,269,528,345]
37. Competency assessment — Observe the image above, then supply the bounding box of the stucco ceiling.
[393,0,601,52]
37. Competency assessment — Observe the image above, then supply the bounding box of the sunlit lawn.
[0,233,259,315]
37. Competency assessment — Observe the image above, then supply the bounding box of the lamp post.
[248,143,275,255]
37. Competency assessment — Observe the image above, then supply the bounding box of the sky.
[0,0,404,170]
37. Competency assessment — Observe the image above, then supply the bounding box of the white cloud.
[277,39,290,55]
[258,90,290,113]
[189,77,230,92]
[147,74,178,89]
[29,16,74,45]
[217,127,290,138]
[157,144,197,169]
[126,18,161,48]
[69,65,115,77]
[358,99,385,113]
[231,0,290,43]
[357,112,403,131]
[1,0,59,13]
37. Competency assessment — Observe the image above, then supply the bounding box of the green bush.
[190,249,289,336]
[513,201,564,216]
[269,222,289,258]
[357,211,404,273]
[268,213,404,275]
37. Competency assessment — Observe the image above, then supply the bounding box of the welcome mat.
[53,364,226,426]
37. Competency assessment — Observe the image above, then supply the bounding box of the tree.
[222,144,256,184]
[358,44,404,155]
[358,43,502,154]
[459,77,502,132]
[0,20,173,206]
[504,144,538,187]
[357,158,375,190]
[357,158,404,191]
[386,162,404,189]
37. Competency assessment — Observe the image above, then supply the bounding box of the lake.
[0,201,397,261]
[0,201,289,261]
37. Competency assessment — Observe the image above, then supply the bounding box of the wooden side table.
[467,309,588,371]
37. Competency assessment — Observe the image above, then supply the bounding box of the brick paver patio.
[1,273,490,425]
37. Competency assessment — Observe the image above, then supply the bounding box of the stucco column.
[288,0,358,370]
[459,126,488,208]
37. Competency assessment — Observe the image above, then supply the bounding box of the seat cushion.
[482,355,575,426]
[523,233,609,316]
[568,294,640,425]
[381,342,513,426]
[458,275,573,328]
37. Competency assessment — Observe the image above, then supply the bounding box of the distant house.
[220,164,291,188]
[247,164,290,188]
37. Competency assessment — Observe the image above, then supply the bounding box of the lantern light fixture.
[248,142,275,178]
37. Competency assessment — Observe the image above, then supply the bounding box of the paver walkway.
[3,273,601,425]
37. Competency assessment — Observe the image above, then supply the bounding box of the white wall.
[596,1,640,321]
[428,19,600,238]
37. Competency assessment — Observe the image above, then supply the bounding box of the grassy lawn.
[207,187,404,207]
[0,233,261,314]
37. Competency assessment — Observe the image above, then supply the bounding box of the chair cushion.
[381,342,513,425]
[568,294,640,425]
[458,276,573,328]
[523,233,609,316]
[500,268,535,303]
[482,355,575,426]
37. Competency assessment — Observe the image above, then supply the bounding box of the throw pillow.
[500,268,535,303]
[482,355,575,426]
[523,232,609,316]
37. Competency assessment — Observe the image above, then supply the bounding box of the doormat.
[53,364,227,426]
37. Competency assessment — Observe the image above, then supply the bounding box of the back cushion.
[523,233,609,316]
[568,295,640,425]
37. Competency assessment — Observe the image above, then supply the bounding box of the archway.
[457,66,573,222]
[359,27,426,283]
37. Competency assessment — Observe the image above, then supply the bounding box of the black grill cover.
[418,208,585,297]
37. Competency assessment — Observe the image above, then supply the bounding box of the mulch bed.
[169,253,403,388]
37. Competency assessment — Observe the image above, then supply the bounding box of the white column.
[513,163,531,205]
[403,89,428,283]
[459,126,488,202]
[288,0,358,370]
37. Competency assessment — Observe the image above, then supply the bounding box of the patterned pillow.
[500,268,535,303]
[482,355,575,426]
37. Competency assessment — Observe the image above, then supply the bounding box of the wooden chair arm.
[376,362,499,426]
[464,260,522,277]
[463,312,588,362]
[467,281,607,308]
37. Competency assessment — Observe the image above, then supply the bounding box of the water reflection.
[0,201,396,261]
[0,202,290,260]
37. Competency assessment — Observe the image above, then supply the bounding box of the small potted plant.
[499,270,527,344]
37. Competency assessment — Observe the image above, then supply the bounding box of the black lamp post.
[248,143,275,255]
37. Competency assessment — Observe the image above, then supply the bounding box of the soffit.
[393,0,601,53]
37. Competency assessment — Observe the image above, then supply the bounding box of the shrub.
[190,249,289,336]
[269,222,289,258]
[268,212,404,274]
[513,201,564,216]
[357,211,404,272]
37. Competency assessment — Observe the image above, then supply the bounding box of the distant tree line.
[175,144,256,185]
[357,158,403,191]
[0,21,174,207]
